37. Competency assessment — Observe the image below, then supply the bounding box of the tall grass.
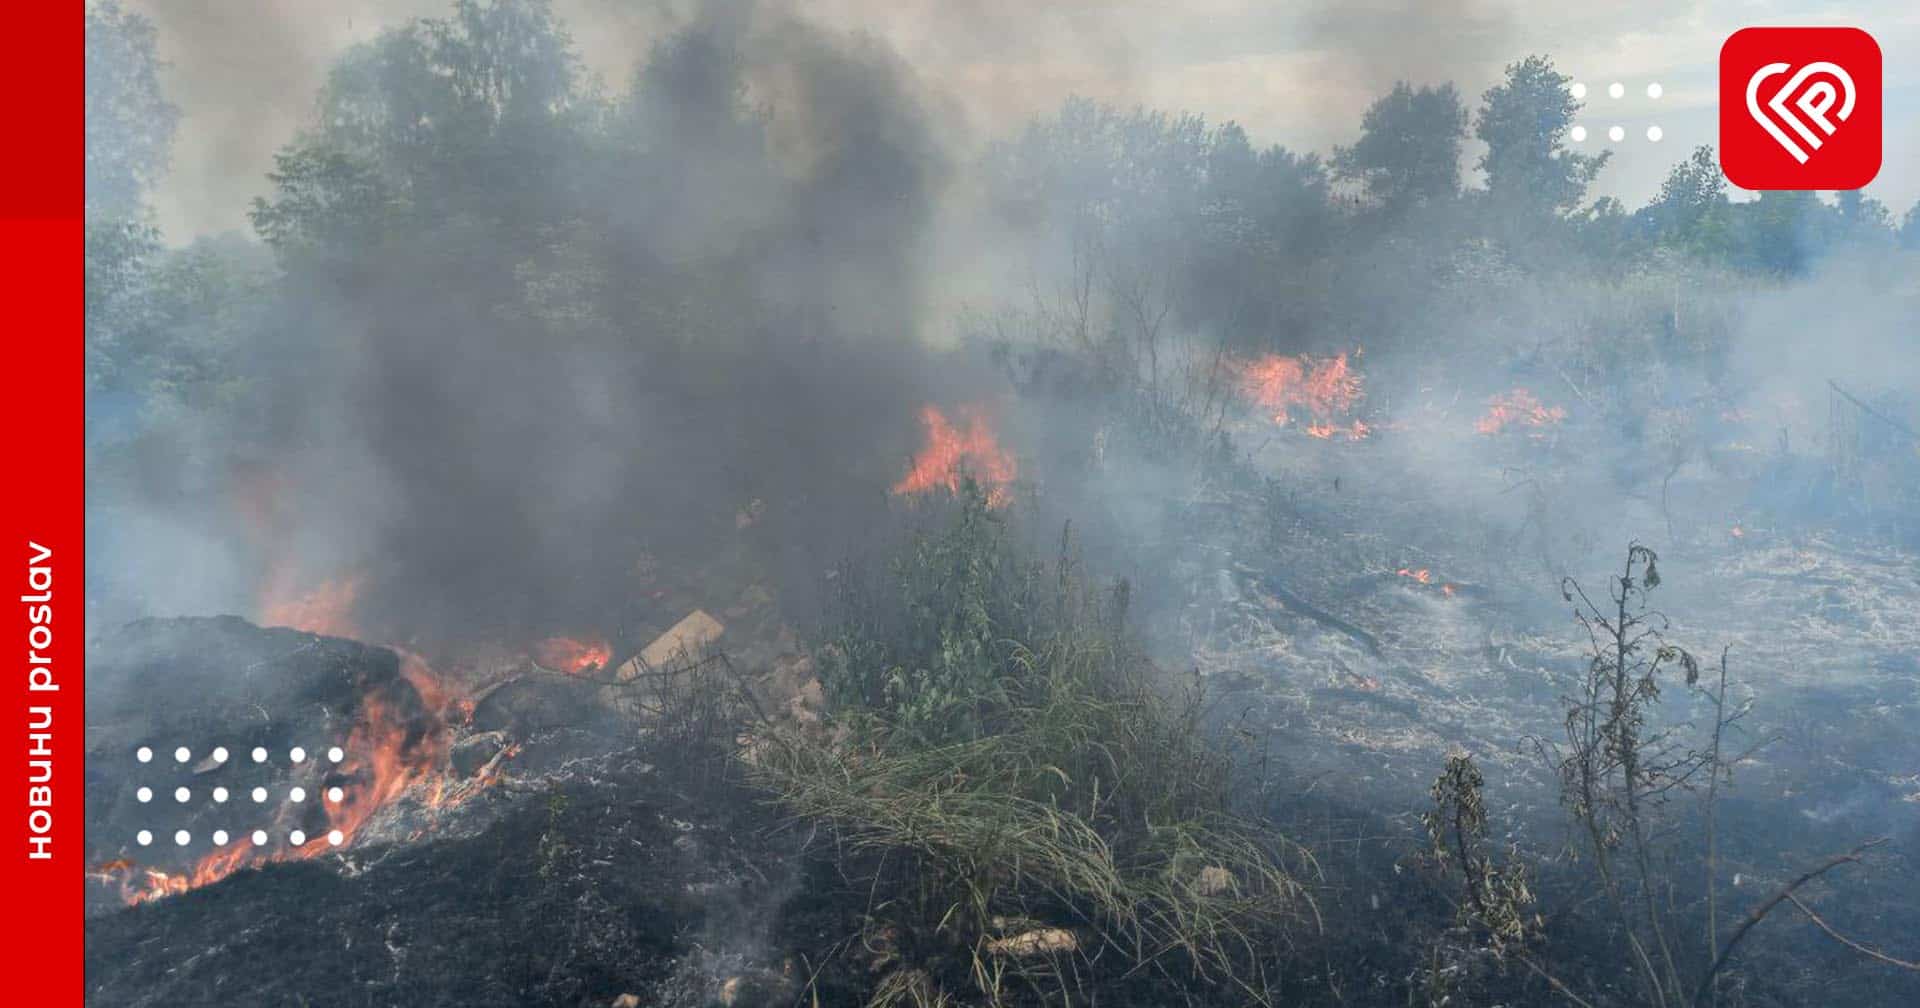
[753,479,1313,1005]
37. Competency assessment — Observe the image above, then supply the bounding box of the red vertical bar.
[1,4,84,1003]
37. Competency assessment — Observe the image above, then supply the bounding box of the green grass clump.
[754,479,1313,1005]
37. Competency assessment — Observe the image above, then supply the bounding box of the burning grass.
[1234,351,1367,439]
[96,645,456,907]
[87,619,571,909]
[893,404,1018,507]
[1475,387,1567,436]
[753,481,1314,1004]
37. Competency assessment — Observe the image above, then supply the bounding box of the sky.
[119,0,1918,240]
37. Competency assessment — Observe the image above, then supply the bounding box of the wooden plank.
[616,610,726,680]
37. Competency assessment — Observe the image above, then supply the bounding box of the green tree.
[250,0,584,252]
[85,222,271,441]
[249,144,401,255]
[1647,145,1730,256]
[1833,189,1895,249]
[85,1,178,217]
[1198,122,1331,341]
[85,216,164,396]
[1476,55,1607,220]
[1572,194,1641,265]
[1333,81,1467,213]
[1722,190,1835,275]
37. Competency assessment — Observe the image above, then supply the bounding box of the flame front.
[892,405,1017,506]
[1475,388,1567,436]
[93,628,511,906]
[98,469,591,905]
[1234,351,1367,438]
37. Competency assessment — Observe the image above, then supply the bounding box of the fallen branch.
[1519,954,1597,1008]
[1784,891,1920,971]
[1255,576,1381,656]
[1691,838,1887,1007]
[1830,380,1919,444]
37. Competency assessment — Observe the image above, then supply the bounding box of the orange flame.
[259,575,363,638]
[1235,352,1367,437]
[1475,388,1567,436]
[892,405,1017,507]
[100,644,492,906]
[1396,568,1458,597]
[532,636,612,675]
[1306,420,1371,441]
[238,464,366,639]
[117,470,575,906]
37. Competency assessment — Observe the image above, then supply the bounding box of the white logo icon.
[1745,61,1856,163]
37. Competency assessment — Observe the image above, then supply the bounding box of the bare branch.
[1784,892,1920,971]
[1692,838,1889,1007]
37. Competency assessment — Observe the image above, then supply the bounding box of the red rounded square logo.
[1720,27,1880,190]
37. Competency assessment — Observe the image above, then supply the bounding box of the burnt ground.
[84,618,432,914]
[85,743,815,1008]
[82,416,1920,1007]
[82,615,837,1008]
[1130,417,1920,1005]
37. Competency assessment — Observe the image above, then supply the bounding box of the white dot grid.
[133,825,356,849]
[132,743,355,855]
[1569,79,1663,145]
[143,743,344,767]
